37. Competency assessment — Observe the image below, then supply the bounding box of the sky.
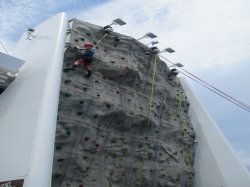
[0,0,249,171]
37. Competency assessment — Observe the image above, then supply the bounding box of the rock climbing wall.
[52,18,196,187]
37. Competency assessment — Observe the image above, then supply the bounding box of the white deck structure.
[0,12,249,187]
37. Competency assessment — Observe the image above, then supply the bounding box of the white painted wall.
[0,13,68,187]
[0,52,25,73]
[181,77,250,187]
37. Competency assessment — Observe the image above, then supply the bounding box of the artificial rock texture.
[52,19,196,187]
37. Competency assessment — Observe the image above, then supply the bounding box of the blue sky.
[0,0,250,171]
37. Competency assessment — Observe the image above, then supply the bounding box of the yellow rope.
[138,55,157,187]
[96,33,109,45]
[147,55,157,127]
[175,78,193,173]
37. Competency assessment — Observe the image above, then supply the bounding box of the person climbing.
[72,42,95,78]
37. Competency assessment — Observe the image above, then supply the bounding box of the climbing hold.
[106,103,111,108]
[114,44,117,47]
[84,137,90,141]
[93,41,97,45]
[104,49,108,52]
[64,92,72,97]
[79,100,84,104]
[95,80,99,83]
[63,69,69,73]
[102,76,107,79]
[57,158,64,162]
[110,61,115,64]
[66,129,71,136]
[121,57,125,60]
[54,174,62,178]
[114,37,120,42]
[116,91,119,95]
[77,111,83,116]
[56,145,62,150]
[74,39,79,42]
[96,93,100,97]
[83,156,88,160]
[93,115,98,119]
[64,80,71,84]
[79,184,84,187]
[96,144,100,148]
[86,33,91,36]
[82,87,88,91]
[80,38,85,41]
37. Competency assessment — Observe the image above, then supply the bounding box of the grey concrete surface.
[52,19,195,187]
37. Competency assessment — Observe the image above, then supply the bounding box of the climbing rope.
[147,54,157,127]
[174,80,194,175]
[138,54,157,187]
[96,33,109,45]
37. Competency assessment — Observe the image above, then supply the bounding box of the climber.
[72,42,95,78]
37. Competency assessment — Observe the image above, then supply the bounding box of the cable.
[159,54,250,113]
[178,64,250,110]
[0,39,9,54]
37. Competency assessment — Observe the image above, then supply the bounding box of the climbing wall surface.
[52,18,196,187]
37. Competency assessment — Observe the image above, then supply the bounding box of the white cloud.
[71,0,250,74]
